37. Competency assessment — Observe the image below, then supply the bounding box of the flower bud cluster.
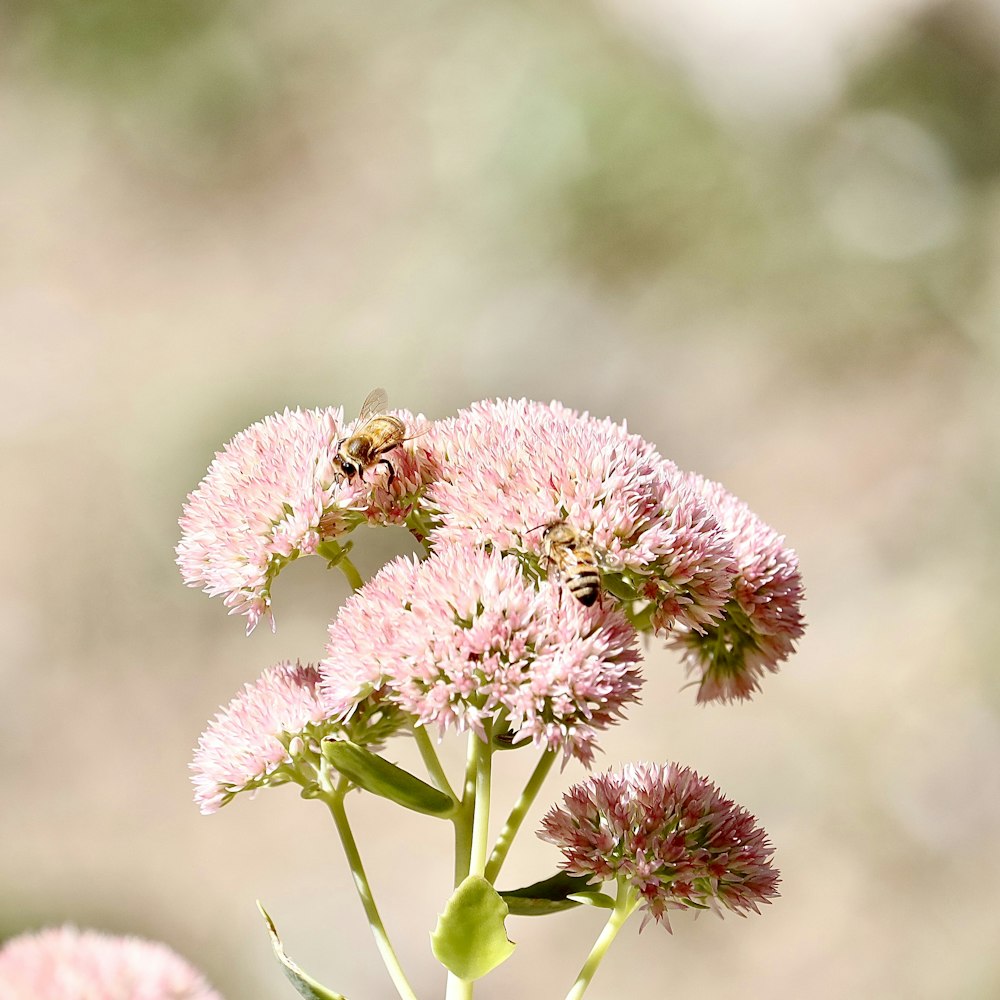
[540,763,779,928]
[668,473,805,703]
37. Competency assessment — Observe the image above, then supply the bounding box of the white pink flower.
[539,762,779,928]
[192,662,322,813]
[0,926,221,1000]
[176,406,436,633]
[423,399,738,635]
[192,661,405,814]
[320,546,642,764]
[667,475,805,703]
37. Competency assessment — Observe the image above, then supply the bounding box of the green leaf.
[499,872,599,916]
[601,572,637,601]
[626,601,655,631]
[431,876,516,980]
[492,728,533,751]
[316,539,353,567]
[257,901,348,1000]
[321,739,456,817]
[567,890,616,909]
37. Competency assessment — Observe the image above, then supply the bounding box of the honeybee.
[538,519,602,607]
[335,387,407,486]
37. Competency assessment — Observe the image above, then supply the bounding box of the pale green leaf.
[322,738,456,817]
[431,876,516,980]
[567,891,616,909]
[257,901,348,1000]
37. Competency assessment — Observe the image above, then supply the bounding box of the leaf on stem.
[492,728,533,751]
[499,872,610,916]
[322,738,457,817]
[257,901,348,1000]
[600,572,637,601]
[431,876,516,980]
[316,539,353,568]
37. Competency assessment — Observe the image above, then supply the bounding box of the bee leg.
[377,458,396,488]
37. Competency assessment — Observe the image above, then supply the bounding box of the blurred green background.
[1,0,998,997]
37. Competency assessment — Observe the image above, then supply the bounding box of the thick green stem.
[413,725,457,801]
[324,782,418,1000]
[484,749,556,883]
[444,726,495,1000]
[336,555,365,592]
[445,970,473,1000]
[452,731,479,887]
[469,723,494,878]
[565,881,639,1000]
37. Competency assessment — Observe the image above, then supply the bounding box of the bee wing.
[358,386,389,421]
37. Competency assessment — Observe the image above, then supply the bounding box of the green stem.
[337,555,365,593]
[445,971,473,1000]
[323,780,418,1000]
[444,727,495,1000]
[452,731,479,887]
[413,725,457,801]
[484,749,556,883]
[469,723,494,878]
[565,881,639,1000]
[444,972,473,1000]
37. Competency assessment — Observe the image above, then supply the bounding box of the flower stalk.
[444,725,496,1000]
[565,880,639,1000]
[322,774,418,1000]
[335,554,365,593]
[469,722,494,879]
[485,749,556,882]
[413,724,457,801]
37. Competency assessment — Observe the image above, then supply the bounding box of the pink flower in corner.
[539,762,779,929]
[176,406,437,633]
[424,399,738,636]
[0,926,222,1000]
[667,474,805,704]
[321,545,642,764]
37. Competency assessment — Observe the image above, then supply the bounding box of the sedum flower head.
[668,475,805,703]
[539,762,779,928]
[424,399,737,635]
[321,545,642,764]
[176,405,436,633]
[191,660,334,814]
[0,926,221,999]
[190,660,401,814]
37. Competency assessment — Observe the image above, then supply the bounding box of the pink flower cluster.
[191,661,404,813]
[669,474,805,703]
[322,546,642,763]
[182,395,806,813]
[177,406,435,633]
[426,399,737,635]
[191,661,333,814]
[539,763,779,928]
[0,926,221,1000]
[425,400,804,703]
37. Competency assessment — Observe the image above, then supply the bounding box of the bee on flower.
[334,387,409,486]
[536,518,603,607]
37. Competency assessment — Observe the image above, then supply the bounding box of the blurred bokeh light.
[1,0,997,997]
